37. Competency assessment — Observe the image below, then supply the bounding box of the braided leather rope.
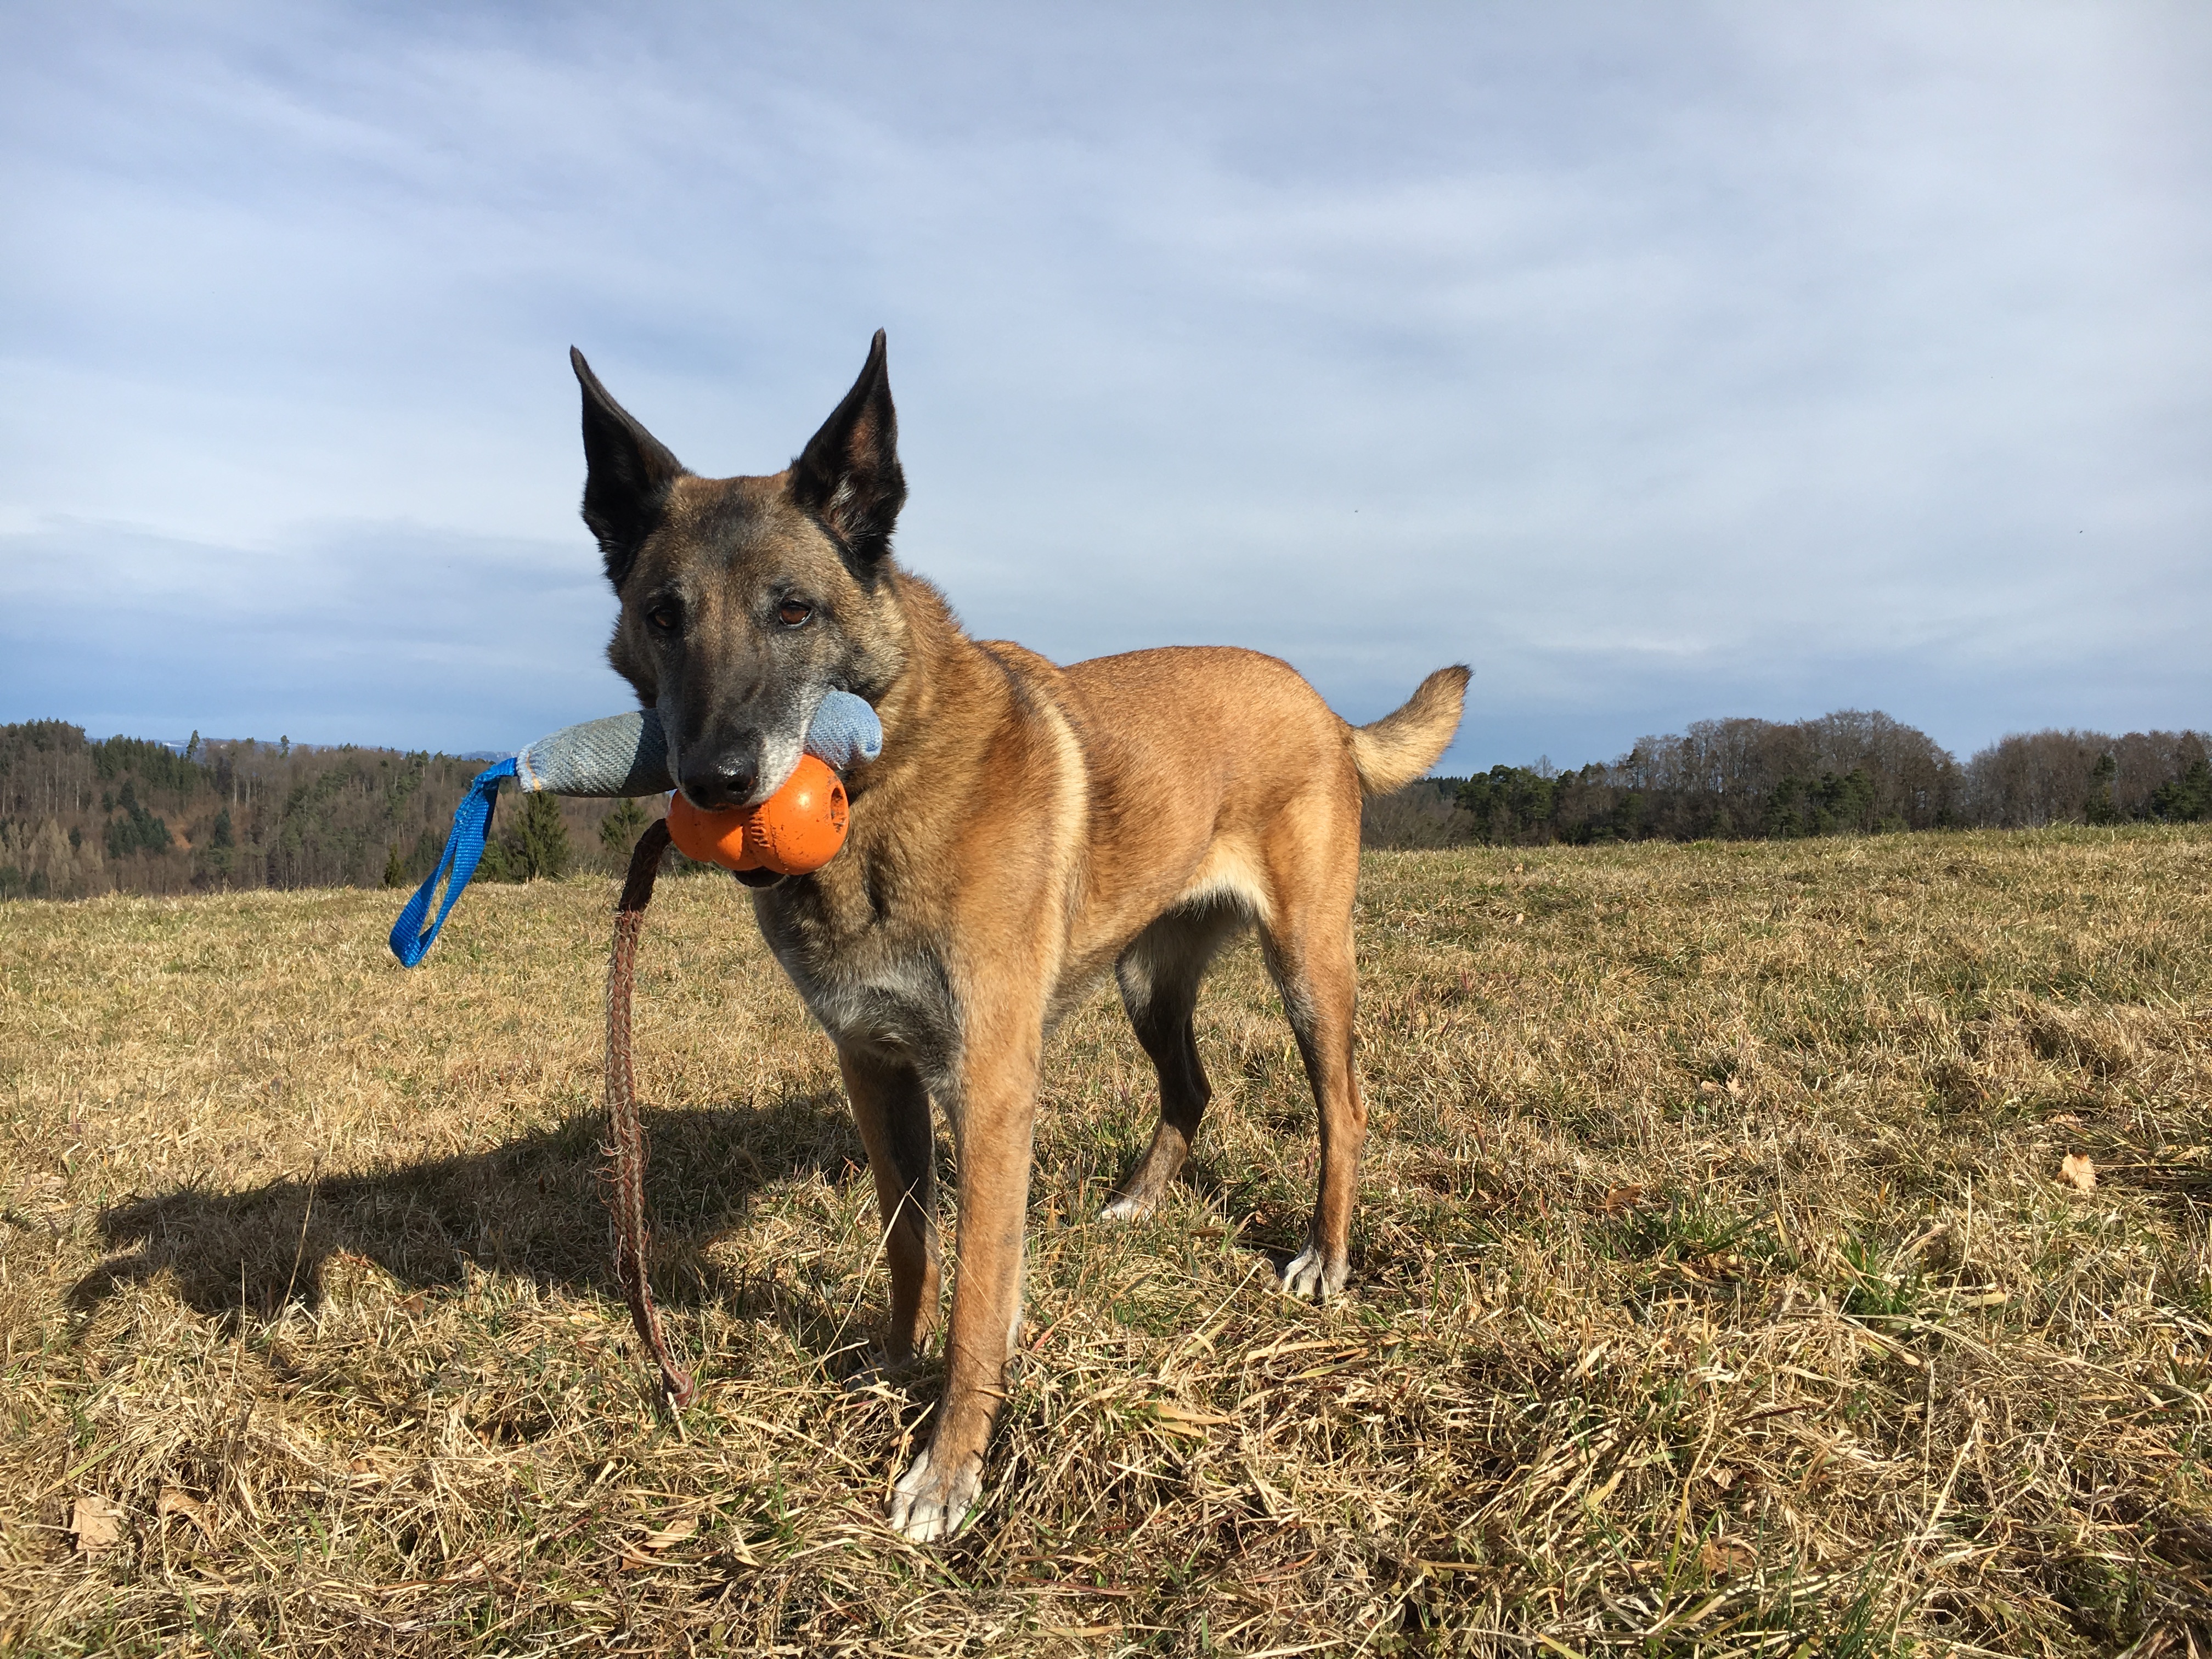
[604,816,696,1406]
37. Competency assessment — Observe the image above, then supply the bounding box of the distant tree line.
[0,721,663,901]
[8,709,2205,898]
[1363,710,2212,850]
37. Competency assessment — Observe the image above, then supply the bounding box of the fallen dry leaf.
[639,1510,700,1550]
[1600,1184,1647,1215]
[70,1496,122,1555]
[1700,1538,1756,1577]
[155,1488,212,1539]
[2059,1153,2097,1193]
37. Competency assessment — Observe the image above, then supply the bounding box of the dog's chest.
[752,878,958,1070]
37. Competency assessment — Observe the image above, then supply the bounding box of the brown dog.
[570,332,1467,1541]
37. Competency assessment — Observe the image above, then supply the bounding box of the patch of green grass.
[1839,1232,1925,1319]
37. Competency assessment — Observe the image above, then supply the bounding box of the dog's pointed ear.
[572,347,686,593]
[789,330,906,574]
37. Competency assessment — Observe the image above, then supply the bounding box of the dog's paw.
[1279,1245,1348,1300]
[1098,1192,1153,1223]
[887,1445,983,1544]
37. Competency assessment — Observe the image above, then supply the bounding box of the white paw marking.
[1098,1192,1152,1223]
[887,1446,981,1544]
[1279,1245,1348,1300]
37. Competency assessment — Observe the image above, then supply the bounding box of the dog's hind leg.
[1101,902,1246,1222]
[1259,889,1365,1301]
[838,1044,941,1363]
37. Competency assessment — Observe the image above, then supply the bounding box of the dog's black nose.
[678,740,760,810]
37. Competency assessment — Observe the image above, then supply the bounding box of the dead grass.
[3,826,2210,1656]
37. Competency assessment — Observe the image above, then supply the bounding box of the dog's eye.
[646,602,681,634]
[777,600,813,628]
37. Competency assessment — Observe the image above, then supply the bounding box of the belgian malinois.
[569,332,1467,1541]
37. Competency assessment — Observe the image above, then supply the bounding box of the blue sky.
[2,3,2207,772]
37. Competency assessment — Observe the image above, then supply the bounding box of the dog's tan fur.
[569,334,1467,1541]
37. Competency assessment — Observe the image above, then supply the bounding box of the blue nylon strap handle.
[387,757,517,967]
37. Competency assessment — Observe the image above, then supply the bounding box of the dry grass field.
[3,828,2210,1656]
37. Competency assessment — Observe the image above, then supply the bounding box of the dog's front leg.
[887,1028,1039,1544]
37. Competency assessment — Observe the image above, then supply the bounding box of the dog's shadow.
[76,1092,1326,1347]
[73,1091,862,1327]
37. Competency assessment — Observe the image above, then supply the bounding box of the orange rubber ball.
[664,754,850,876]
[664,791,760,871]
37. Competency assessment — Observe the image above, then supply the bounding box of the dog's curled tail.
[1348,665,1471,797]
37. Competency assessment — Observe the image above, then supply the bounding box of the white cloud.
[1,1,2205,768]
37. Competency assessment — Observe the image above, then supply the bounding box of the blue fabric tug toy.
[388,691,882,967]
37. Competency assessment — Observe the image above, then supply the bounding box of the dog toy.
[388,691,881,966]
[664,755,849,874]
